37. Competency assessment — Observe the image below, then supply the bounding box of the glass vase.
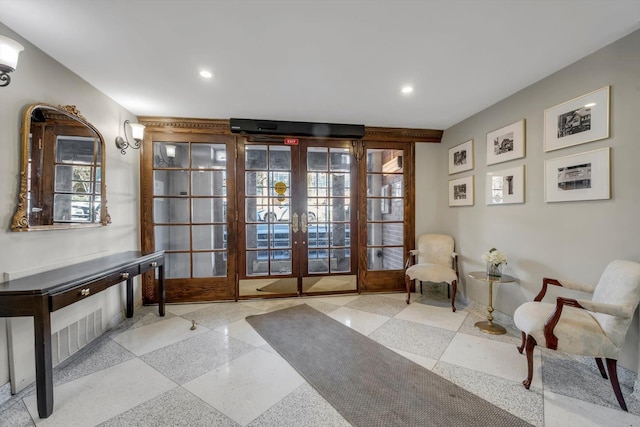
[486,262,502,277]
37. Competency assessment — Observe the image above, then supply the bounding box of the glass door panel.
[239,144,297,297]
[359,144,411,292]
[146,139,234,301]
[239,140,357,297]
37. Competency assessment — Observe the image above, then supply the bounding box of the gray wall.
[0,23,141,388]
[417,29,640,371]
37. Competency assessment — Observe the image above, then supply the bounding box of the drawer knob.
[80,288,90,296]
[121,272,130,279]
[151,261,158,267]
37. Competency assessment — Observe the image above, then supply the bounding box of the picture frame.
[486,165,525,205]
[544,86,610,152]
[448,139,474,174]
[545,147,610,203]
[486,119,525,165]
[449,176,474,207]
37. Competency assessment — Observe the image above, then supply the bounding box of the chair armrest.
[533,277,595,302]
[405,250,419,270]
[576,300,635,319]
[544,297,585,350]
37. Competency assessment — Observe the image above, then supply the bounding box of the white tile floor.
[2,290,640,426]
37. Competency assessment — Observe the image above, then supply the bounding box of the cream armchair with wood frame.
[404,234,459,311]
[514,260,640,411]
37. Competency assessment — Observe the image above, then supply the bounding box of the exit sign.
[284,138,299,145]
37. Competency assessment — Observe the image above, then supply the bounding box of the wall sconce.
[115,120,145,155]
[0,35,24,88]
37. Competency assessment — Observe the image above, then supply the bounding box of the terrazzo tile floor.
[2,289,640,426]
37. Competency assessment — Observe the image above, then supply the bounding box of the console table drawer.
[139,257,163,274]
[49,266,139,311]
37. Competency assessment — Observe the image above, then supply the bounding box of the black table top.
[0,251,163,296]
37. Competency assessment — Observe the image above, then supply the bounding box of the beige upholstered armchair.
[404,234,459,311]
[514,260,640,411]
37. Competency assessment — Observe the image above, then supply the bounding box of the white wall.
[0,23,141,389]
[418,29,640,372]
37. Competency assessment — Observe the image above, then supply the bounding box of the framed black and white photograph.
[449,176,474,207]
[545,147,610,203]
[544,86,610,152]
[486,165,524,205]
[448,139,474,174]
[486,119,525,165]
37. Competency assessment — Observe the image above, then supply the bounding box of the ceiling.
[2,0,639,130]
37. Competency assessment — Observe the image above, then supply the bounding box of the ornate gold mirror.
[12,104,110,231]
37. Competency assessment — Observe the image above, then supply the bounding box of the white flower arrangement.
[482,248,507,265]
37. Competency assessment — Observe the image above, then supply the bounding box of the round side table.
[468,271,516,335]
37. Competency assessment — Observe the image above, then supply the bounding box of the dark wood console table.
[0,250,165,419]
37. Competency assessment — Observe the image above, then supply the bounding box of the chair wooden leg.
[450,280,457,312]
[405,275,411,304]
[606,358,628,411]
[517,331,526,354]
[523,334,537,389]
[595,358,608,379]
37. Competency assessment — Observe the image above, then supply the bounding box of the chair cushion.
[514,301,619,359]
[406,263,457,285]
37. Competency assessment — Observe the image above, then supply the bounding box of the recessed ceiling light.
[584,102,596,107]
[401,85,414,94]
[199,70,213,79]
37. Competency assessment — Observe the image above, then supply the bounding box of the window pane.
[245,145,267,170]
[366,199,403,221]
[192,171,226,196]
[56,136,95,164]
[308,253,329,273]
[246,250,268,276]
[192,225,227,250]
[367,247,403,271]
[330,148,350,171]
[55,165,94,193]
[154,170,189,196]
[330,223,350,247]
[193,198,226,223]
[192,143,226,169]
[367,223,403,246]
[154,225,190,250]
[153,142,189,168]
[270,224,291,249]
[331,249,350,273]
[154,198,189,223]
[166,252,190,279]
[269,146,291,170]
[270,251,291,275]
[193,252,227,277]
[307,147,328,171]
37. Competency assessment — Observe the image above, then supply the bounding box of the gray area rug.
[246,304,531,427]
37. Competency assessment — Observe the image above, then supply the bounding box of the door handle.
[301,213,308,234]
[292,212,299,233]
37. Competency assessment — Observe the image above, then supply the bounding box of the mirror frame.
[11,103,111,231]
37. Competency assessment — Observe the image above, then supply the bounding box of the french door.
[140,122,414,303]
[140,132,237,303]
[237,138,358,297]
